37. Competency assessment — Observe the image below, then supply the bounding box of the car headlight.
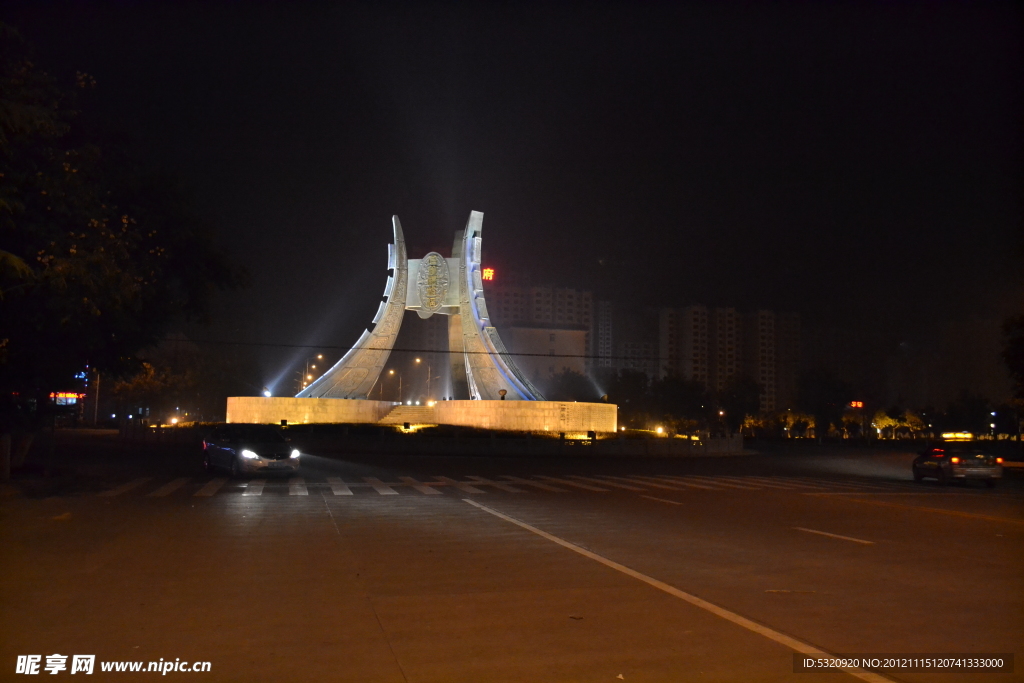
[241,449,260,459]
[290,449,300,459]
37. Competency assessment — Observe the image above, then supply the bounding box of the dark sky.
[6,1,1023,395]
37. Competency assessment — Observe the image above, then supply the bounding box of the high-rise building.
[774,312,801,410]
[709,307,743,393]
[594,300,614,369]
[658,305,709,384]
[743,310,777,413]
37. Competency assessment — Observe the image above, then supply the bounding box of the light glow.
[290,449,300,459]
[655,426,664,434]
[241,449,259,459]
[170,418,178,425]
[941,432,973,441]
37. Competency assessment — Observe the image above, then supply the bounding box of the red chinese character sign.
[482,267,495,281]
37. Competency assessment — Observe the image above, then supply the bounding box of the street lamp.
[387,368,402,402]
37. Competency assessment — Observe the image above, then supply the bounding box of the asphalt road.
[2,432,1021,682]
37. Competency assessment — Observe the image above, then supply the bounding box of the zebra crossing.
[95,473,949,498]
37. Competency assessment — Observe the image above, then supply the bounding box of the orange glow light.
[482,268,495,281]
[950,457,960,464]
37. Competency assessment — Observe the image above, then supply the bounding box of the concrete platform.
[226,397,618,433]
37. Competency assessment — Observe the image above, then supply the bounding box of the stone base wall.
[226,397,395,425]
[225,397,617,433]
[433,400,617,433]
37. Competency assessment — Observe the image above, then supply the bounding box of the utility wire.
[168,337,669,362]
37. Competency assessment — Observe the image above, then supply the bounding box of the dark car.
[912,443,1003,487]
[203,424,300,477]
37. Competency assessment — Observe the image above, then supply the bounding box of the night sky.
[6,2,1022,399]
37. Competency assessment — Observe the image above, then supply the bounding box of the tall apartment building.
[774,312,801,410]
[743,310,777,413]
[709,307,742,394]
[486,274,594,380]
[656,305,800,413]
[594,300,614,369]
[487,279,593,330]
[658,305,709,385]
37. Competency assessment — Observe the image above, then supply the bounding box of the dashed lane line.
[289,477,308,496]
[242,479,266,496]
[363,477,399,495]
[569,475,644,491]
[640,495,683,506]
[463,499,894,683]
[681,474,761,490]
[98,477,152,497]
[793,527,875,545]
[500,475,568,492]
[193,478,228,497]
[147,477,189,497]
[465,476,525,493]
[400,476,443,495]
[326,477,353,495]
[810,496,1024,525]
[434,476,486,494]
[654,475,718,490]
[612,475,691,491]
[534,475,609,492]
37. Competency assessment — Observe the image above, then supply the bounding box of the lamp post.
[297,353,325,393]
[388,368,402,402]
[414,357,435,399]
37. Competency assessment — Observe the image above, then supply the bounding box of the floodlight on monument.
[262,387,272,397]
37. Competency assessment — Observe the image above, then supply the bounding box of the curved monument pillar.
[297,216,408,398]
[296,211,542,401]
[453,212,544,400]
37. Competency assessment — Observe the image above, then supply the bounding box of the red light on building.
[849,401,863,408]
[482,267,495,281]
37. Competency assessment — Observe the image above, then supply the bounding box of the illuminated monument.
[226,212,616,433]
[297,211,544,401]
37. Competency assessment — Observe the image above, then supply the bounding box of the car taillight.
[950,457,960,464]
[996,457,1003,464]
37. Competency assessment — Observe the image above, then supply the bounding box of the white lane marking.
[785,478,886,491]
[326,477,353,495]
[194,478,228,497]
[682,475,761,490]
[500,475,568,492]
[715,476,803,490]
[363,477,399,495]
[793,527,875,545]
[242,479,266,496]
[464,499,894,683]
[655,475,717,490]
[740,476,826,490]
[400,476,443,495]
[98,477,152,497]
[640,494,682,506]
[535,475,609,492]
[804,492,938,496]
[465,476,524,493]
[571,475,644,491]
[288,477,308,496]
[619,475,693,491]
[434,476,485,494]
[147,477,189,497]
